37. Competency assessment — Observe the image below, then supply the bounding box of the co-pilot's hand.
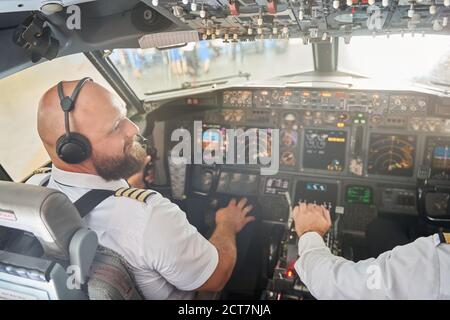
[127,155,152,189]
[292,203,331,237]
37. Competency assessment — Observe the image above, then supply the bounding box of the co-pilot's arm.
[292,204,441,300]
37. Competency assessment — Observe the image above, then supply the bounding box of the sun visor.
[138,31,199,49]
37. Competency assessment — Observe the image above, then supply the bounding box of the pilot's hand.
[127,155,152,189]
[215,198,255,234]
[293,203,331,237]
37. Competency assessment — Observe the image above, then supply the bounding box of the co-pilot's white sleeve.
[294,232,450,300]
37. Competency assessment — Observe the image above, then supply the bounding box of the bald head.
[38,79,141,177]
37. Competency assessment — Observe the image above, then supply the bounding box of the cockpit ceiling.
[0,0,448,79]
[1,0,449,44]
[162,0,449,41]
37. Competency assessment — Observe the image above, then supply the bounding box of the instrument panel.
[167,87,450,219]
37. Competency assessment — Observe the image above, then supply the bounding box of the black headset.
[56,77,93,164]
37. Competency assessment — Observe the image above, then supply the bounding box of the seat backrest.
[0,181,98,300]
[88,246,142,300]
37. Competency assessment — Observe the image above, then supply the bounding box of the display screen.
[425,137,450,179]
[303,129,347,172]
[432,146,450,170]
[294,180,338,213]
[217,172,259,195]
[368,134,416,177]
[264,178,290,195]
[346,185,373,205]
[202,124,227,163]
[235,127,273,164]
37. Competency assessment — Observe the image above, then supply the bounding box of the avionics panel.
[345,185,373,205]
[264,178,290,195]
[367,133,416,177]
[424,136,450,180]
[294,180,339,215]
[260,176,292,224]
[222,90,253,108]
[302,129,347,172]
[217,171,259,196]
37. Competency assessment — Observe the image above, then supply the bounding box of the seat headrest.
[0,181,83,260]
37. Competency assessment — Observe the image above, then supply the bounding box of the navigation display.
[346,185,373,205]
[302,129,347,172]
[368,134,416,177]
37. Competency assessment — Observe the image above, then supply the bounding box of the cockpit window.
[110,35,450,99]
[338,35,450,86]
[0,53,122,181]
[109,39,314,99]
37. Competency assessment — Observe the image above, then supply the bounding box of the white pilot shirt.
[32,165,218,300]
[294,232,450,299]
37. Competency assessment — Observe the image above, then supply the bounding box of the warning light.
[337,122,345,128]
[286,270,294,278]
[187,98,199,105]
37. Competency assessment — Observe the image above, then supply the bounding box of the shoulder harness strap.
[74,189,115,218]
[115,187,156,203]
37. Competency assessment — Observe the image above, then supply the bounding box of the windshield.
[110,35,450,99]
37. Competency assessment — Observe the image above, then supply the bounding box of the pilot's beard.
[92,141,147,181]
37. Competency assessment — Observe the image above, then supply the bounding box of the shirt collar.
[50,165,129,191]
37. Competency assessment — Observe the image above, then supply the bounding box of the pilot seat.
[0,181,142,300]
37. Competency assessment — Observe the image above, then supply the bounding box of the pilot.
[36,78,255,299]
[292,203,450,299]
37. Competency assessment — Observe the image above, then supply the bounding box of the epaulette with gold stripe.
[33,167,52,175]
[114,187,156,203]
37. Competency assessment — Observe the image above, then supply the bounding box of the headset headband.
[57,77,92,137]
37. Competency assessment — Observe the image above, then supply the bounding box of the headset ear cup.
[56,133,92,164]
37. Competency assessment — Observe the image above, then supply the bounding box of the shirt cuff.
[297,231,328,257]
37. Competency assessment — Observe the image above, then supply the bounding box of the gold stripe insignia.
[114,187,156,203]
[115,187,128,197]
[137,190,155,202]
[33,167,51,175]
[443,233,450,244]
[122,188,138,197]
